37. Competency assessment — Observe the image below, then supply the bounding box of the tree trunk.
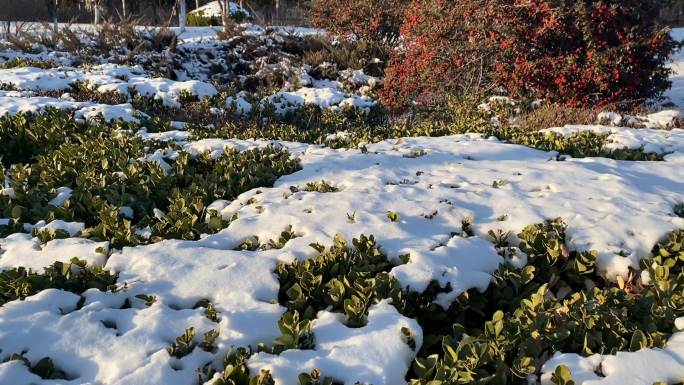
[53,0,58,33]
[195,0,199,9]
[122,0,127,19]
[3,0,13,36]
[94,1,101,25]
[179,0,186,32]
[44,0,59,32]
[218,0,233,31]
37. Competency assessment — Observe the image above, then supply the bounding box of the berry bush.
[381,0,678,110]
[309,0,410,43]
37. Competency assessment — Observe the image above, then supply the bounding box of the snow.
[0,289,217,385]
[74,103,143,123]
[677,317,684,331]
[339,69,381,89]
[390,235,503,307]
[0,95,142,123]
[188,1,249,18]
[192,135,683,283]
[665,28,684,109]
[226,91,252,115]
[0,360,43,385]
[0,233,108,271]
[0,65,218,109]
[645,110,680,128]
[127,77,218,108]
[34,219,85,236]
[540,353,604,384]
[106,240,285,349]
[269,26,325,37]
[596,111,623,126]
[0,66,73,91]
[247,301,422,385]
[541,338,684,385]
[48,186,73,207]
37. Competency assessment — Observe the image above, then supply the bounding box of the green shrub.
[406,225,684,384]
[0,258,117,306]
[0,112,301,247]
[275,234,392,326]
[186,9,249,27]
[187,11,222,27]
[0,58,58,69]
[269,224,683,383]
[197,97,663,161]
[0,110,100,166]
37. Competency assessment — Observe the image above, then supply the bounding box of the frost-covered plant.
[550,365,574,385]
[167,327,219,358]
[270,311,315,353]
[204,346,252,385]
[517,219,597,288]
[675,202,684,218]
[167,327,198,358]
[387,211,401,222]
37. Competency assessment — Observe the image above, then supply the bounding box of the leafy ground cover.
[0,21,682,385]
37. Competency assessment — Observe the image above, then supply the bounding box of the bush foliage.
[493,0,678,107]
[309,0,410,43]
[381,0,678,110]
[381,0,499,110]
[265,225,684,384]
[0,111,301,247]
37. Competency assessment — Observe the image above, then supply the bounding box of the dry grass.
[517,103,600,131]
[302,38,390,77]
[35,84,129,105]
[5,18,177,59]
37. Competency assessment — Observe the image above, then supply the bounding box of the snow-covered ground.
[0,132,682,385]
[0,24,682,385]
